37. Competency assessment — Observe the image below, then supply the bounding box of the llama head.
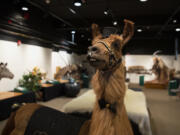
[87,19,134,71]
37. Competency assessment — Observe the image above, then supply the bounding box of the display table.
[57,78,69,83]
[144,81,168,89]
[40,83,64,101]
[0,91,36,121]
[0,92,22,100]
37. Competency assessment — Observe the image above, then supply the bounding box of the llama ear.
[4,63,7,67]
[91,23,102,42]
[121,19,134,46]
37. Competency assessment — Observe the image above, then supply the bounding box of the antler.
[122,19,134,45]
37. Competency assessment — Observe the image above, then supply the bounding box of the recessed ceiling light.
[137,29,142,32]
[175,28,180,32]
[81,34,84,38]
[22,7,29,11]
[173,19,177,23]
[139,0,148,2]
[113,21,118,26]
[71,31,76,34]
[45,0,51,4]
[74,0,82,7]
[104,10,108,15]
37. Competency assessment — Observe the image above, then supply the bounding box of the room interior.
[0,0,180,135]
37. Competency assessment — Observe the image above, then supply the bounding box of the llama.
[85,19,134,135]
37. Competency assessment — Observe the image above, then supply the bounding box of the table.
[40,83,64,101]
[0,91,36,121]
[0,92,22,100]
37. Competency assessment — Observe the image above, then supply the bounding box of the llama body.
[87,20,134,135]
[89,65,133,135]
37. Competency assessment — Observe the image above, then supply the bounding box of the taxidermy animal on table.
[54,64,83,80]
[0,62,14,80]
[80,19,135,135]
[127,65,151,75]
[150,57,175,83]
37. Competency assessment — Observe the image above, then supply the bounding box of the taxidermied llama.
[86,19,134,135]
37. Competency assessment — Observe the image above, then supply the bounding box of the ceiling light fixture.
[113,21,118,26]
[137,29,142,32]
[139,0,148,2]
[71,30,76,34]
[45,0,51,4]
[175,28,180,32]
[81,34,84,38]
[104,10,108,15]
[22,6,29,11]
[173,19,177,23]
[74,0,82,7]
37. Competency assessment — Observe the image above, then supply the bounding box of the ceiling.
[0,0,180,54]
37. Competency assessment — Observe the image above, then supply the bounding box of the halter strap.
[95,41,122,68]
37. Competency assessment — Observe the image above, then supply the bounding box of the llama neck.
[92,63,126,103]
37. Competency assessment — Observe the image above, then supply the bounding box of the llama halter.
[95,41,122,69]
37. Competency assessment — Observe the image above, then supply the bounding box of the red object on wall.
[8,20,12,24]
[24,13,29,20]
[17,40,22,46]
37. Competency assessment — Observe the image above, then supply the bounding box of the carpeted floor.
[1,87,180,135]
[129,83,180,135]
[143,87,180,135]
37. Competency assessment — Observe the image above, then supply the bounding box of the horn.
[153,50,162,56]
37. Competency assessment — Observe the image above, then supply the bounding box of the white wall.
[52,51,83,74]
[1,39,179,90]
[0,40,95,92]
[125,55,179,83]
[0,40,52,92]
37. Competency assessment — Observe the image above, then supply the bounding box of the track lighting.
[113,21,118,26]
[22,6,29,11]
[139,0,148,2]
[104,8,110,15]
[175,28,180,32]
[173,19,177,23]
[137,29,142,32]
[71,31,76,34]
[74,0,82,7]
[45,0,51,4]
[104,10,108,15]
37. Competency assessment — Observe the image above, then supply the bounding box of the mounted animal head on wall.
[87,19,134,71]
[0,62,14,80]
